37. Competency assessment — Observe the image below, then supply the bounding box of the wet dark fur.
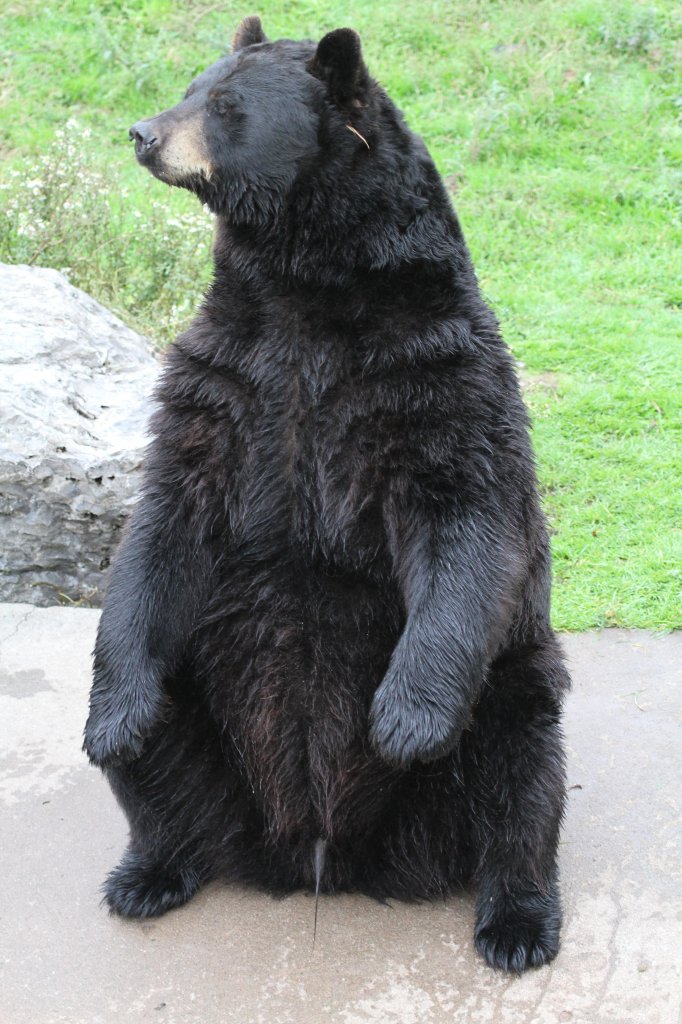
[84,20,570,972]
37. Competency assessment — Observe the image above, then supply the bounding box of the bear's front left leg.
[84,496,213,768]
[370,507,522,767]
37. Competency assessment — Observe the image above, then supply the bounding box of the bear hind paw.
[474,920,559,972]
[103,850,201,919]
[474,884,561,972]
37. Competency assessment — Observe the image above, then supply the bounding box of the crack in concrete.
[0,605,39,649]
[595,888,623,1015]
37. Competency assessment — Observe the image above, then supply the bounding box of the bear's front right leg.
[84,498,213,767]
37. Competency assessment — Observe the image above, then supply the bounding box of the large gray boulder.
[0,264,159,606]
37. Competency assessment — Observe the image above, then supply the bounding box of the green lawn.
[1,0,680,630]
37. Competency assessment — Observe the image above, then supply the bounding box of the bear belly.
[193,560,403,843]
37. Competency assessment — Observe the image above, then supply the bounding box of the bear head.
[128,16,377,224]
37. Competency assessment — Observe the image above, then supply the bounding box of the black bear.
[84,16,570,972]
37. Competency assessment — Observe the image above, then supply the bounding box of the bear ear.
[233,15,268,51]
[307,28,370,107]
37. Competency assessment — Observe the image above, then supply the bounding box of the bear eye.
[208,90,236,116]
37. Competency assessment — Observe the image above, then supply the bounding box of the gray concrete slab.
[0,604,680,1024]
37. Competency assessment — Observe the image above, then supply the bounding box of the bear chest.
[252,367,394,558]
[198,339,408,566]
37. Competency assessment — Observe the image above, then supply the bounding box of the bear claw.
[474,922,559,972]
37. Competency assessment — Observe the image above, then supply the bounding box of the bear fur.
[84,17,570,972]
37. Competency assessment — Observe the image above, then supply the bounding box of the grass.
[1,0,680,630]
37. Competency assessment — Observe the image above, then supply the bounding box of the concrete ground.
[0,605,680,1024]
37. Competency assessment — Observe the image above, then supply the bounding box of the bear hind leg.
[468,637,569,971]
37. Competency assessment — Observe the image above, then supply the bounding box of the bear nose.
[129,121,159,153]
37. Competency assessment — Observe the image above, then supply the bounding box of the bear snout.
[129,121,159,160]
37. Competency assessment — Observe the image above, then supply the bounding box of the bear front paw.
[368,676,467,768]
[84,674,168,768]
[83,713,149,768]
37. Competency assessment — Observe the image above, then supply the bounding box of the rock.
[0,264,159,607]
